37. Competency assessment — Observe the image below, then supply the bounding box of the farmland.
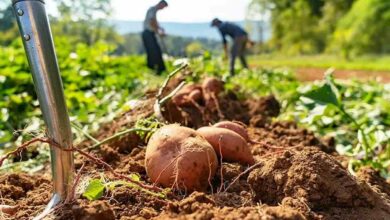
[1,0,390,219]
[1,40,390,218]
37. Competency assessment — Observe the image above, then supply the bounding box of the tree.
[249,0,364,55]
[330,0,390,57]
[0,3,15,32]
[51,0,118,46]
[251,0,323,54]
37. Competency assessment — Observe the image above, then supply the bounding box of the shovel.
[12,0,74,218]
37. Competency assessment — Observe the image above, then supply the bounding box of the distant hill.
[109,20,270,41]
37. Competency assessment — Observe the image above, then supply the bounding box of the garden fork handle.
[12,0,74,210]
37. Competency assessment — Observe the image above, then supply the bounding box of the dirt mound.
[248,148,390,219]
[0,174,52,219]
[1,77,389,220]
[357,167,390,198]
[248,122,335,156]
[160,192,305,220]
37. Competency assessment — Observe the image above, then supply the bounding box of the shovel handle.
[12,0,74,203]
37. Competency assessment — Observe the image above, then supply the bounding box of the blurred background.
[1,0,389,57]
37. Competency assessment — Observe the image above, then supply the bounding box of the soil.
[295,68,390,83]
[1,77,390,220]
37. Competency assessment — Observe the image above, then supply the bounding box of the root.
[224,150,285,192]
[188,98,207,122]
[0,137,46,167]
[211,93,224,119]
[66,163,86,203]
[0,137,163,193]
[218,136,224,193]
[153,151,186,187]
[223,161,262,192]
[206,152,214,195]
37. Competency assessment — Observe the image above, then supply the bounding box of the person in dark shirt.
[211,18,249,75]
[142,0,168,75]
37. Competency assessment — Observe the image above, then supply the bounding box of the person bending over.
[211,18,249,75]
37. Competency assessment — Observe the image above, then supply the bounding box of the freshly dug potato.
[213,121,249,142]
[172,84,202,106]
[0,205,18,216]
[188,89,203,102]
[145,124,218,191]
[202,77,224,94]
[197,127,255,165]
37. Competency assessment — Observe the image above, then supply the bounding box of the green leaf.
[304,84,340,107]
[129,173,140,182]
[83,179,105,201]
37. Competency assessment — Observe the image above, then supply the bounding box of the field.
[250,55,390,72]
[1,41,390,219]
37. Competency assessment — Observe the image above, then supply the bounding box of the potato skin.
[213,121,249,141]
[172,84,202,106]
[145,124,218,191]
[197,127,255,165]
[188,89,203,102]
[202,77,224,94]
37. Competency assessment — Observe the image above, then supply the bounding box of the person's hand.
[223,44,228,61]
[159,28,166,37]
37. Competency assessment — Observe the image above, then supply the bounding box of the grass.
[249,54,390,72]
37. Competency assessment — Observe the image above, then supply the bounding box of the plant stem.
[159,81,186,105]
[339,107,370,158]
[156,63,188,100]
[88,128,154,150]
[71,122,99,144]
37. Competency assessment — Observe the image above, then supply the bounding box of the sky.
[46,0,252,23]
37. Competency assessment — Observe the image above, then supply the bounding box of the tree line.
[2,0,389,58]
[250,0,390,58]
[0,0,220,57]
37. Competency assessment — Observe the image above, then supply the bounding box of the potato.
[172,84,202,106]
[145,124,218,191]
[202,77,224,94]
[188,89,203,102]
[197,127,255,165]
[213,121,250,142]
[0,205,18,216]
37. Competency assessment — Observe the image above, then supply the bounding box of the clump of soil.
[0,173,52,219]
[161,191,306,220]
[248,148,390,219]
[1,76,389,220]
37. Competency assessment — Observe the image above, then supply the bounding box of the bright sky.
[45,0,252,23]
[114,0,251,22]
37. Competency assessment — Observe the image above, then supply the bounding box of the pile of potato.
[171,77,224,109]
[145,121,254,191]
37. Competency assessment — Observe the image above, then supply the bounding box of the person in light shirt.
[142,0,168,75]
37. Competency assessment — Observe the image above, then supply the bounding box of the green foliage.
[117,33,221,57]
[83,179,105,201]
[250,0,390,56]
[304,83,340,107]
[0,39,163,150]
[282,74,390,178]
[83,175,168,201]
[250,54,390,72]
[134,117,163,141]
[331,0,390,57]
[185,41,205,58]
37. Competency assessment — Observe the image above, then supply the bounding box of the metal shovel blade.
[12,0,75,217]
